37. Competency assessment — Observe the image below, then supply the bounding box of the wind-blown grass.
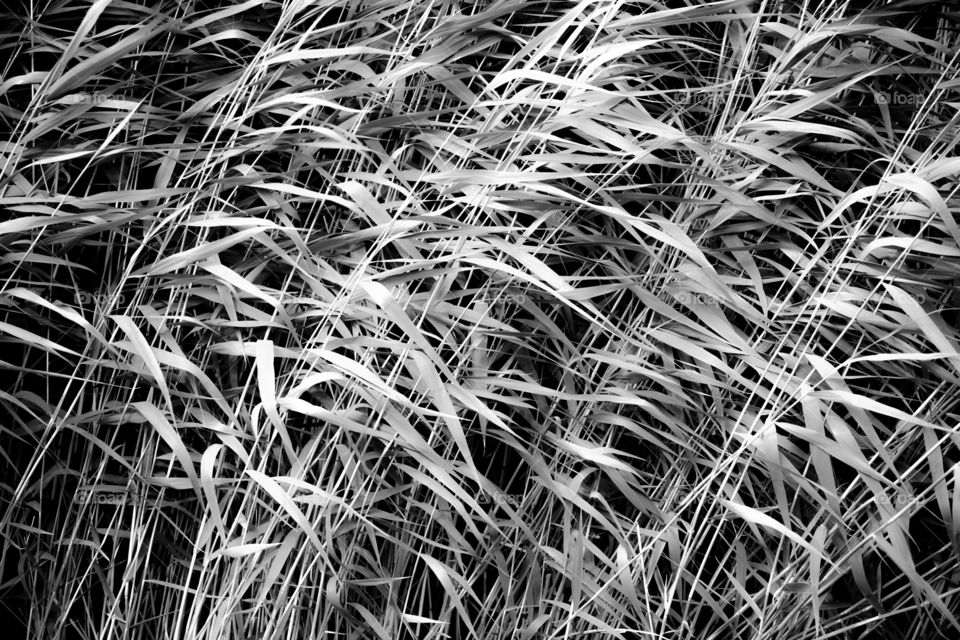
[2,0,960,638]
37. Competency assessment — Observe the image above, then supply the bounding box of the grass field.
[2,0,960,638]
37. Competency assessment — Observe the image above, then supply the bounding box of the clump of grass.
[2,0,960,638]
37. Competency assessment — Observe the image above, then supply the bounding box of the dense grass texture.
[2,0,960,638]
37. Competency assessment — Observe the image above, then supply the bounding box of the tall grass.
[2,0,960,638]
